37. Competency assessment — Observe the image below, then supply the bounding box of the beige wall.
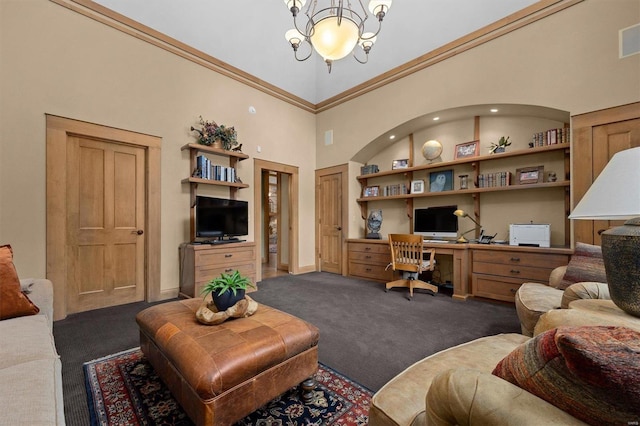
[0,0,316,295]
[314,0,640,239]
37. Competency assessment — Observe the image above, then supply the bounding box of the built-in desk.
[345,239,572,302]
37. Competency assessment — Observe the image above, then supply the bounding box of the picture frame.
[454,140,480,160]
[392,159,409,170]
[411,179,425,194]
[516,166,544,184]
[363,185,380,197]
[429,169,454,192]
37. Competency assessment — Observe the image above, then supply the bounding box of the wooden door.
[317,171,343,274]
[66,137,146,313]
[573,103,640,245]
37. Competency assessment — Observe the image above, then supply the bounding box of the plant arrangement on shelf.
[200,270,255,311]
[190,116,238,151]
[489,136,511,154]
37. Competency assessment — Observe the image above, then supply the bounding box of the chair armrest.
[548,265,568,289]
[426,369,586,425]
[561,282,610,309]
[19,278,54,329]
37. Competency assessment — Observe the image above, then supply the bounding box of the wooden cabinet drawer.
[195,247,255,267]
[348,242,390,255]
[472,261,554,282]
[195,261,256,283]
[349,262,393,281]
[473,275,522,302]
[349,251,390,265]
[473,250,567,268]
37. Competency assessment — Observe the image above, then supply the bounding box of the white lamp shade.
[569,146,640,220]
[284,0,305,9]
[309,16,359,61]
[285,28,305,44]
[358,32,377,48]
[369,0,392,16]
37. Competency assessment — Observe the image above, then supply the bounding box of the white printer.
[509,224,550,247]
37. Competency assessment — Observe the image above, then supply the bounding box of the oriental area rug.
[84,348,372,425]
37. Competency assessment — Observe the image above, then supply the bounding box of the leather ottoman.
[136,298,319,425]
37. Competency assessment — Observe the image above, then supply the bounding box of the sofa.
[369,302,640,426]
[0,245,65,425]
[515,242,609,336]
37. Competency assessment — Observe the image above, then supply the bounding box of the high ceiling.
[93,0,538,104]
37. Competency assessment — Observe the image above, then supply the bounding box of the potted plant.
[190,116,238,151]
[201,270,255,311]
[489,136,511,154]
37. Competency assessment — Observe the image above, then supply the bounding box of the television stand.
[193,237,246,245]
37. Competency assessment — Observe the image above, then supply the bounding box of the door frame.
[46,115,161,320]
[315,164,349,273]
[253,159,299,282]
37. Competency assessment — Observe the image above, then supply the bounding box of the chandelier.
[283,0,393,73]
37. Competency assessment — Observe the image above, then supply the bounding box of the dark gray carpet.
[53,271,520,425]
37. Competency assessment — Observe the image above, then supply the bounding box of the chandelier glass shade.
[284,0,392,72]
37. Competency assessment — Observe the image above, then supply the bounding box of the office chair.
[386,234,438,300]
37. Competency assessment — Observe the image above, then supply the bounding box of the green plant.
[200,270,254,298]
[489,136,511,153]
[190,116,238,150]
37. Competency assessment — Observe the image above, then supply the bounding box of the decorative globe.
[422,140,443,161]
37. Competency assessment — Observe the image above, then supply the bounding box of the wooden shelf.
[181,143,249,160]
[356,143,569,181]
[182,177,249,189]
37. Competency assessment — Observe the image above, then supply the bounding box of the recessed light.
[389,135,396,140]
[490,109,499,113]
[433,117,440,121]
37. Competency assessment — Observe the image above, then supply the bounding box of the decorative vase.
[212,139,223,149]
[494,147,505,153]
[212,289,245,311]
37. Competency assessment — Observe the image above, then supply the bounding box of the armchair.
[385,234,438,300]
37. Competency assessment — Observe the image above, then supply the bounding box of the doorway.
[46,115,161,320]
[315,164,349,274]
[253,159,300,282]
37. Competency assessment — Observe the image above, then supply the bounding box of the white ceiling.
[93,0,539,104]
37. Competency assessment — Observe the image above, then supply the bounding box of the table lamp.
[569,146,640,317]
[453,209,481,243]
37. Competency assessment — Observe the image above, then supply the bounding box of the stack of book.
[383,184,408,196]
[532,127,570,147]
[194,155,237,183]
[477,171,511,188]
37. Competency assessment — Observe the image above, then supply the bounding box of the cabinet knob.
[225,254,233,258]
[225,268,233,273]
[510,269,520,274]
[510,288,517,294]
[365,255,372,259]
[510,257,520,262]
[365,268,372,272]
[365,247,371,251]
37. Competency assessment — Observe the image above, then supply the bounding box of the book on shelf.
[477,171,511,188]
[532,127,570,147]
[195,155,237,182]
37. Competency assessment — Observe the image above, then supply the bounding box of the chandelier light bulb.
[309,16,359,61]
[358,32,377,51]
[285,28,305,47]
[284,0,306,12]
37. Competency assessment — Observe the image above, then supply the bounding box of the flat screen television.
[195,196,248,241]
[414,205,458,239]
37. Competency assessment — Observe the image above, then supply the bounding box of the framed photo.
[454,140,480,160]
[363,185,380,197]
[392,159,409,170]
[411,179,425,194]
[429,169,454,192]
[516,166,544,184]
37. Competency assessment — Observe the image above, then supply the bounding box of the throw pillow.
[557,242,607,290]
[492,326,640,426]
[0,244,40,320]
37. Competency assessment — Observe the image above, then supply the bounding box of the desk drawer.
[348,242,390,255]
[473,275,522,302]
[349,251,390,265]
[473,250,567,268]
[349,262,393,281]
[473,262,554,282]
[195,261,256,283]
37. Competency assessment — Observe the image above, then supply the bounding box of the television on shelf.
[195,196,248,243]
[414,205,458,240]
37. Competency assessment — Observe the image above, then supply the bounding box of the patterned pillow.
[493,326,640,425]
[0,244,40,320]
[557,242,607,290]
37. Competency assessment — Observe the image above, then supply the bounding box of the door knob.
[336,226,342,231]
[136,229,144,235]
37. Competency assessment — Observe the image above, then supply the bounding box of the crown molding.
[50,0,583,114]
